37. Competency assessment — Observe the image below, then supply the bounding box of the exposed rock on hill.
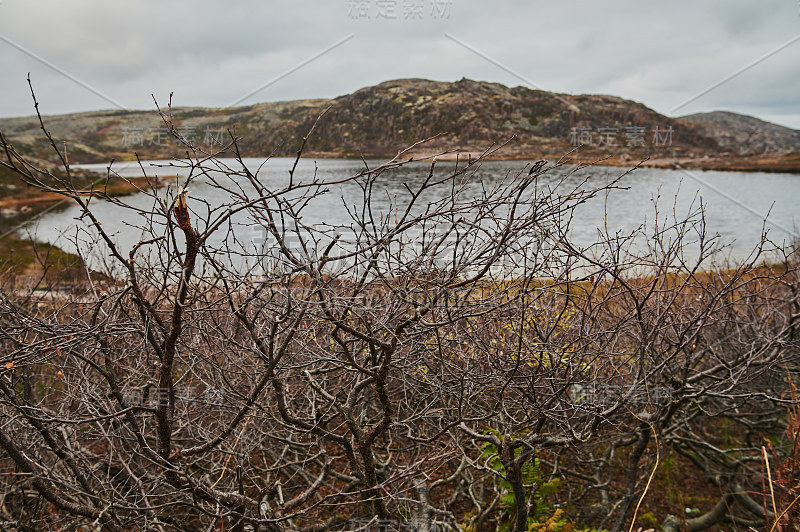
[1,79,797,169]
[679,111,800,155]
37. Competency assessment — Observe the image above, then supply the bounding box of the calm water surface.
[21,158,800,272]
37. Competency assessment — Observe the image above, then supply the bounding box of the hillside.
[0,78,798,170]
[680,111,800,155]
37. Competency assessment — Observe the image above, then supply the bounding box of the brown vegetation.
[0,91,798,532]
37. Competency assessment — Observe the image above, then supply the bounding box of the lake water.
[20,157,800,273]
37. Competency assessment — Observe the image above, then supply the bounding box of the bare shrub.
[0,87,798,532]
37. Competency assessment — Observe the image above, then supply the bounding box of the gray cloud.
[0,0,798,128]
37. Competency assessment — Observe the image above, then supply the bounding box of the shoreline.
[0,174,178,216]
[299,150,800,174]
[51,149,800,175]
[0,174,178,288]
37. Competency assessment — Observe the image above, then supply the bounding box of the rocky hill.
[0,78,797,167]
[679,111,800,155]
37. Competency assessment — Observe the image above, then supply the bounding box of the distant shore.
[0,175,177,217]
[302,150,800,174]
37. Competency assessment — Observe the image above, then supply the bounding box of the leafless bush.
[0,87,798,532]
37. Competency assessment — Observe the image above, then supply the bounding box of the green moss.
[637,512,659,528]
[0,235,83,273]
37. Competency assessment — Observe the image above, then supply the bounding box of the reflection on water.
[21,157,800,274]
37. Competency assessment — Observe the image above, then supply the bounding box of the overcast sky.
[0,0,798,128]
